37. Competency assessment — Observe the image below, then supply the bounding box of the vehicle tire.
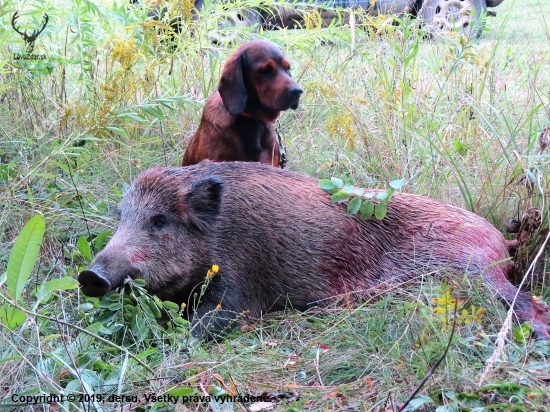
[420,0,487,39]
[208,7,262,45]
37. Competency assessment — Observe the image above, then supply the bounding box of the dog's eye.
[258,64,275,75]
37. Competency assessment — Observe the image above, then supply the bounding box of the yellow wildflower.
[179,302,187,316]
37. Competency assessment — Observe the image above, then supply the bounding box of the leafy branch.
[319,177,405,220]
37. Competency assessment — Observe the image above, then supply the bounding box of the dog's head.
[218,40,302,122]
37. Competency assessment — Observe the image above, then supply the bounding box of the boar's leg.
[529,301,550,339]
[511,294,550,340]
[191,302,243,341]
[187,282,250,341]
[486,267,550,339]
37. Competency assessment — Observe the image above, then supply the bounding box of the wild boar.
[78,161,550,340]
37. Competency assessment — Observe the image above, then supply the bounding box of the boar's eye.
[150,214,167,231]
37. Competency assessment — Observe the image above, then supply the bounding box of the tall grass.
[1,0,550,410]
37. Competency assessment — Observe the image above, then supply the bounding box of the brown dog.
[182,40,302,168]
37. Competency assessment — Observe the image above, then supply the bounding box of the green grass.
[1,0,550,410]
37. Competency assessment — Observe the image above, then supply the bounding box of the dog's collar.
[275,120,287,169]
[239,112,254,118]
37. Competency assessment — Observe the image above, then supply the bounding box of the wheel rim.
[217,10,252,30]
[430,0,476,32]
[208,9,257,44]
[208,9,251,44]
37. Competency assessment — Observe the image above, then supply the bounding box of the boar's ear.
[185,176,224,232]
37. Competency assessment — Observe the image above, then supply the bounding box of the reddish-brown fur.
[181,40,302,168]
[79,162,550,341]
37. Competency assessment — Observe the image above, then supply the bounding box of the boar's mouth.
[78,269,112,297]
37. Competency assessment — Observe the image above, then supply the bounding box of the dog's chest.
[233,117,274,155]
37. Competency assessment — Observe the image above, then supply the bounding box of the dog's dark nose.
[288,86,302,110]
[289,86,303,97]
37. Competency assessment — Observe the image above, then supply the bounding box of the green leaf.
[172,316,188,326]
[436,404,459,412]
[359,200,374,220]
[131,313,148,342]
[94,230,112,252]
[99,323,124,335]
[108,302,123,311]
[163,301,180,311]
[210,386,226,397]
[330,176,343,187]
[375,203,388,220]
[404,41,419,67]
[104,292,122,301]
[402,395,434,411]
[7,215,46,301]
[318,179,336,191]
[77,236,92,263]
[477,382,527,396]
[115,111,147,123]
[0,355,22,365]
[32,173,57,179]
[34,277,80,304]
[453,138,468,156]
[513,322,531,344]
[81,369,102,388]
[106,126,128,139]
[331,191,350,204]
[0,304,27,329]
[148,298,162,318]
[376,192,389,202]
[136,348,157,359]
[41,334,62,344]
[168,387,197,396]
[455,392,482,407]
[347,197,362,215]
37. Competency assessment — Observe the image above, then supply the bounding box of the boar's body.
[79,161,550,339]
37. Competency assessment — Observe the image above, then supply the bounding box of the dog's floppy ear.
[218,53,247,116]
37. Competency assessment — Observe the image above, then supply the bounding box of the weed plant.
[1,0,550,410]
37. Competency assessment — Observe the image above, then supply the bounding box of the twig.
[314,345,325,389]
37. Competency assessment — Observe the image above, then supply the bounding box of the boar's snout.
[78,269,112,297]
